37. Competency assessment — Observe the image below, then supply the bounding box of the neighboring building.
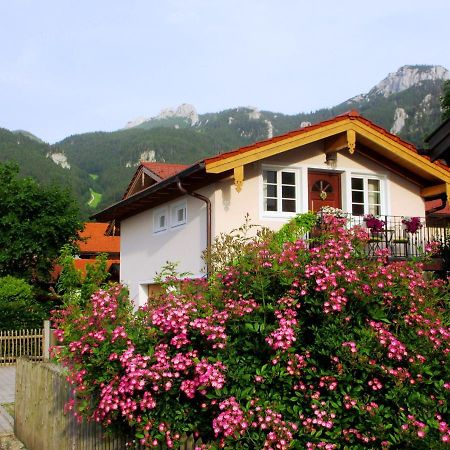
[426,116,450,165]
[53,222,120,281]
[424,117,450,224]
[93,111,450,305]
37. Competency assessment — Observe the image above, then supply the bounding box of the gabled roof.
[204,111,450,179]
[78,223,120,254]
[123,162,189,199]
[142,162,189,180]
[93,111,450,223]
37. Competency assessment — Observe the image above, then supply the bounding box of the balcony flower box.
[401,216,423,234]
[363,214,385,232]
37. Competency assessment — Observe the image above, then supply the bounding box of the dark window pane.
[351,178,363,190]
[282,172,295,185]
[265,184,277,198]
[282,199,296,212]
[159,215,166,228]
[282,185,295,198]
[352,204,364,215]
[264,170,277,184]
[266,198,277,211]
[352,191,364,203]
[177,208,185,222]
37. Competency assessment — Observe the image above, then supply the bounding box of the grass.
[87,188,102,208]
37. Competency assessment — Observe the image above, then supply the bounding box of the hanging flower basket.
[363,214,385,232]
[401,216,423,234]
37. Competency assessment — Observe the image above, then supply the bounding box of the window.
[153,207,168,233]
[171,201,187,228]
[263,168,298,215]
[351,176,383,216]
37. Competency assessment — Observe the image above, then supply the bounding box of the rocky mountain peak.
[124,116,149,129]
[370,65,449,97]
[157,103,199,125]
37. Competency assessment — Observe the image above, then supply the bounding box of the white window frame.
[350,174,386,216]
[153,206,168,233]
[170,200,187,228]
[261,165,301,218]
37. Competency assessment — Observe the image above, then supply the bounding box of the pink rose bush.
[53,214,450,448]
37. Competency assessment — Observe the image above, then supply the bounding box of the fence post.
[43,320,50,360]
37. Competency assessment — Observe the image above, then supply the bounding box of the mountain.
[1,64,448,217]
[0,128,93,217]
[129,65,449,147]
[53,128,223,210]
[12,129,45,144]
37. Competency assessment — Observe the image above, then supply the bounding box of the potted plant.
[401,216,423,234]
[363,214,385,233]
[316,207,348,231]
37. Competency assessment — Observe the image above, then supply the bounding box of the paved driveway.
[0,366,16,434]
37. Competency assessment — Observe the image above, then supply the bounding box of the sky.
[1,0,449,143]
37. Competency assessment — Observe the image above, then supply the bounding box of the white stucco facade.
[120,142,426,306]
[120,193,210,305]
[212,143,424,235]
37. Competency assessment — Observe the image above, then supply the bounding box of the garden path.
[0,366,15,435]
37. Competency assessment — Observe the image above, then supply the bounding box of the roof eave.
[91,162,205,222]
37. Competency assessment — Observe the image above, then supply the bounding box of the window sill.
[261,212,298,220]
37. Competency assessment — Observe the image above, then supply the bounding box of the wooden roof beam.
[323,129,356,154]
[420,183,450,198]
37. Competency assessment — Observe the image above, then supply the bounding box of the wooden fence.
[0,328,43,365]
[15,358,203,450]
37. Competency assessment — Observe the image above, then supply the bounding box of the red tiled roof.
[52,258,119,280]
[203,110,442,167]
[141,162,189,180]
[78,223,120,254]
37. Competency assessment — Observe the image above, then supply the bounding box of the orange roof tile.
[52,258,119,280]
[78,223,120,254]
[141,162,189,180]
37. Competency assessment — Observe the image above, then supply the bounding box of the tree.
[0,162,83,283]
[441,79,450,121]
[0,276,46,329]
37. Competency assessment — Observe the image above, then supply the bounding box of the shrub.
[272,212,318,249]
[54,215,450,448]
[0,276,46,329]
[56,244,111,307]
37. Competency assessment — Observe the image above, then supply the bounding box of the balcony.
[315,214,449,260]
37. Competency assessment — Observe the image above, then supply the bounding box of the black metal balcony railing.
[314,214,449,259]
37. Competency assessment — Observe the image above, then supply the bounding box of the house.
[93,111,450,305]
[52,222,120,282]
[424,117,450,225]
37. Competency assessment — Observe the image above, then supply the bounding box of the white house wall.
[120,193,209,305]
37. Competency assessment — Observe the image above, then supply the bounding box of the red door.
[308,171,341,212]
